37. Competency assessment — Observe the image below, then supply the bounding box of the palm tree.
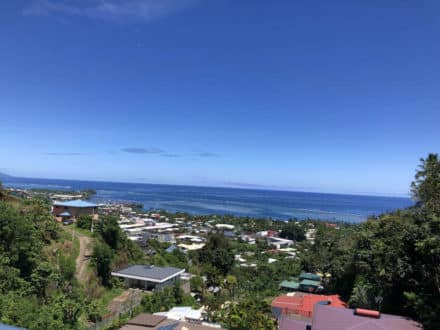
[411,153,440,213]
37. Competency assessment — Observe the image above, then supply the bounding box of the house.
[280,272,323,293]
[278,304,422,330]
[178,243,205,252]
[120,313,224,330]
[271,293,346,319]
[215,224,234,230]
[111,265,185,291]
[154,306,203,322]
[267,236,294,249]
[52,200,98,219]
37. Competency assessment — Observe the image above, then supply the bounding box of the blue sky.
[1,0,439,196]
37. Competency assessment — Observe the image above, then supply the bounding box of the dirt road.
[74,232,92,282]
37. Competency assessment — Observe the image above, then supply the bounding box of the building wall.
[125,275,181,291]
[53,205,97,218]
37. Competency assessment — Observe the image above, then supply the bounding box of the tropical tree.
[411,153,440,214]
[219,299,276,330]
[92,242,114,287]
[198,233,234,276]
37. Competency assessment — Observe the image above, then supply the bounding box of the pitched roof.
[111,265,185,283]
[53,200,97,208]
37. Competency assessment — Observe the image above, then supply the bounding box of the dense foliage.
[302,153,440,329]
[1,153,440,329]
[0,197,83,329]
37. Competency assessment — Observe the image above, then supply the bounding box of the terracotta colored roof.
[272,293,346,319]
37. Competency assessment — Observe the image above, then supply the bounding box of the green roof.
[299,272,321,281]
[280,280,300,289]
[300,279,321,287]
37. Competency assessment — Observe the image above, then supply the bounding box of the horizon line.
[0,172,411,199]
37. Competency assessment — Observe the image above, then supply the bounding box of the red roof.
[272,293,346,318]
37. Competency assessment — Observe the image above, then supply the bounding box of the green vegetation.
[0,186,145,329]
[141,281,198,313]
[217,299,276,330]
[301,153,440,329]
[1,154,440,329]
[0,196,83,329]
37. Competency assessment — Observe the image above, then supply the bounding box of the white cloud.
[23,0,197,22]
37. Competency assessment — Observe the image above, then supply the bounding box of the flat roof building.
[112,265,185,291]
[120,313,224,330]
[272,293,346,319]
[278,304,422,330]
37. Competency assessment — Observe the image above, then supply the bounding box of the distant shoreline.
[1,175,413,223]
[0,174,410,199]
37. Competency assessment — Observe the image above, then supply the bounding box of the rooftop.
[272,293,346,319]
[311,304,422,330]
[280,280,300,290]
[299,272,321,281]
[111,265,185,283]
[120,313,224,330]
[53,199,97,208]
[300,279,321,286]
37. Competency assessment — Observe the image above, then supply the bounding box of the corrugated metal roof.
[280,280,300,289]
[300,272,321,281]
[300,279,321,286]
[53,199,97,208]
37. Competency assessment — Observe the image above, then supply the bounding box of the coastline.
[2,176,413,223]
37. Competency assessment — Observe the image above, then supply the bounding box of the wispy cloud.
[121,147,164,154]
[197,152,220,158]
[161,153,182,158]
[45,152,86,156]
[23,0,197,22]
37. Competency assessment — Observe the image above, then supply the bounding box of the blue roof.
[53,200,97,208]
[0,323,25,330]
[166,245,177,253]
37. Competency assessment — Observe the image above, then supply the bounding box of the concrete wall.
[125,275,181,292]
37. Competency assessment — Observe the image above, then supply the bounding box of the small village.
[45,191,422,330]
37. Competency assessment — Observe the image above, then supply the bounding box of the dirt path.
[107,289,144,316]
[74,232,92,282]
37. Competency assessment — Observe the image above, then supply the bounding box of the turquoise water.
[2,177,413,223]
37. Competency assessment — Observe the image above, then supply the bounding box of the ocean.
[1,176,413,223]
